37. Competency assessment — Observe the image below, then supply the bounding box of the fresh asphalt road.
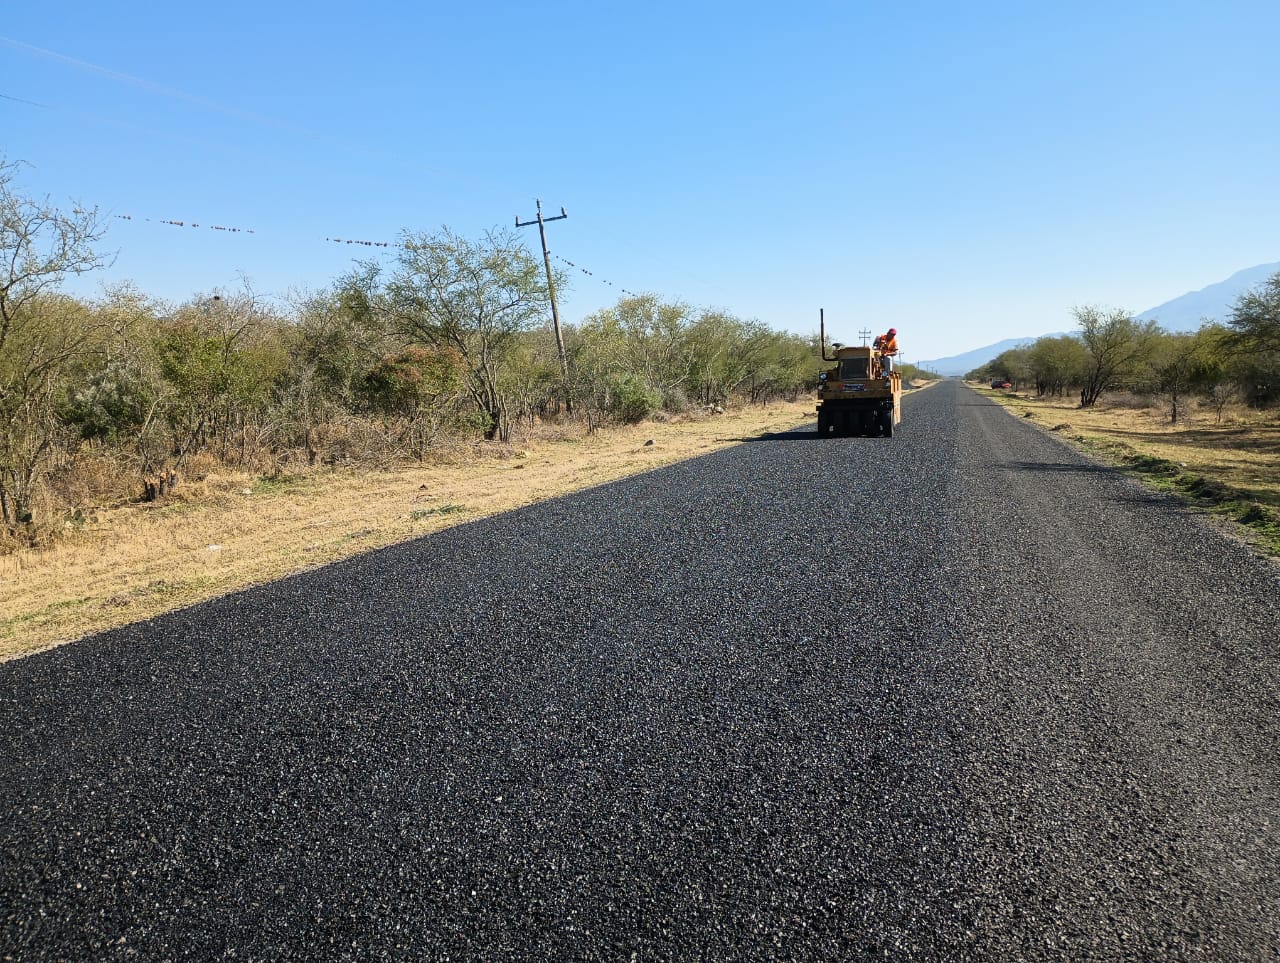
[3,381,1279,961]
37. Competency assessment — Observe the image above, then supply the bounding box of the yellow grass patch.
[1,400,818,661]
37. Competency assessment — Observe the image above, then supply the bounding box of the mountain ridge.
[920,261,1279,376]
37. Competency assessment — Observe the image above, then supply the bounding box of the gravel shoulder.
[946,384,1280,959]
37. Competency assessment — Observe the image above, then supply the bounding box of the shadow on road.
[737,426,893,443]
[734,426,818,442]
[999,461,1113,475]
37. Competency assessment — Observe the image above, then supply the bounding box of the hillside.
[920,261,1280,374]
[921,335,1060,378]
[1135,261,1280,331]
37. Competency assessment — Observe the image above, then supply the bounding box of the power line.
[1,91,52,109]
[64,197,658,305]
[554,255,641,298]
[97,204,653,291]
[91,208,409,246]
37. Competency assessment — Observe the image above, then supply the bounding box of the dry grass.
[978,384,1280,552]
[1,399,819,661]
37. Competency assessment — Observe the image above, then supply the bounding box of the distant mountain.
[918,337,1046,377]
[1135,261,1279,332]
[919,261,1279,375]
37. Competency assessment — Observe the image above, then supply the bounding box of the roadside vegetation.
[0,159,931,554]
[968,284,1280,556]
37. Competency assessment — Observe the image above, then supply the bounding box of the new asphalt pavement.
[3,381,1279,960]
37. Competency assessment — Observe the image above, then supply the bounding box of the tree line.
[7,162,908,545]
[968,284,1280,421]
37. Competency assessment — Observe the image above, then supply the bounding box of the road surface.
[3,381,1279,960]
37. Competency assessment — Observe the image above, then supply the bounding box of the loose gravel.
[2,381,1278,961]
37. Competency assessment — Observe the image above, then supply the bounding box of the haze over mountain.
[920,261,1279,376]
[916,337,1046,378]
[1134,262,1279,332]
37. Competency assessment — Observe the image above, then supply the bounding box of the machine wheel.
[880,410,894,437]
[817,410,829,434]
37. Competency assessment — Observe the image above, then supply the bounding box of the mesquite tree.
[1075,306,1157,408]
[385,227,551,441]
[0,160,109,532]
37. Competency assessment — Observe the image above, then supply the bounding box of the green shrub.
[606,375,661,424]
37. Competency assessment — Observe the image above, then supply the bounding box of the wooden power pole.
[517,199,570,413]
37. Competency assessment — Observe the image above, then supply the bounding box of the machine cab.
[820,346,888,385]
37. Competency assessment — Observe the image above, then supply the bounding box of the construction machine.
[815,310,901,437]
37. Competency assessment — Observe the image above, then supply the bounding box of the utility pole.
[858,328,873,346]
[517,199,571,413]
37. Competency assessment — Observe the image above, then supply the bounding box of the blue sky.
[4,1,1278,361]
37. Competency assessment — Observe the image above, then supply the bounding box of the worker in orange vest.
[873,328,899,372]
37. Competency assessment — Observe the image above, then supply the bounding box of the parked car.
[991,379,1013,389]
